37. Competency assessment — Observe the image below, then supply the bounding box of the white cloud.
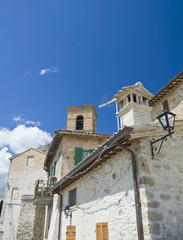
[40,67,58,75]
[25,120,40,126]
[0,125,51,154]
[0,147,11,175]
[0,147,12,199]
[0,124,52,199]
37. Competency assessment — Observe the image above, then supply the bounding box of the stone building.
[34,105,110,240]
[36,71,183,240]
[0,146,49,240]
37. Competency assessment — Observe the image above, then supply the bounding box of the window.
[68,188,76,207]
[96,223,108,240]
[83,150,89,159]
[162,99,170,111]
[26,155,34,166]
[75,148,95,166]
[11,188,19,200]
[133,94,137,102]
[76,116,83,130]
[49,162,56,185]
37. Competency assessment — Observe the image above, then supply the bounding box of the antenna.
[97,98,121,131]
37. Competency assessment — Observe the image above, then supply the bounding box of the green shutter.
[75,148,83,166]
[53,162,56,176]
[89,149,95,153]
[50,166,53,185]
[50,166,53,177]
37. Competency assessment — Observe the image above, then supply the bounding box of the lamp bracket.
[150,131,174,159]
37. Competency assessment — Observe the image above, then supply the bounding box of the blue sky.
[0,0,183,199]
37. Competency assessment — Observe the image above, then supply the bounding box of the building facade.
[39,71,183,240]
[0,146,48,240]
[34,105,110,240]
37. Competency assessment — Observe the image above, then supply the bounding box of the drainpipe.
[57,193,63,240]
[42,207,46,240]
[116,142,143,240]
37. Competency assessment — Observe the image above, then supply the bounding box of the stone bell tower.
[114,82,154,128]
[66,105,98,134]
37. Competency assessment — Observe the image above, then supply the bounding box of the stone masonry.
[16,195,45,240]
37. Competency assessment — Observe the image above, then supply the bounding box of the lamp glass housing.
[64,205,70,217]
[157,109,176,131]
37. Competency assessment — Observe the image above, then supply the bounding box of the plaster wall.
[119,102,152,127]
[59,151,137,240]
[45,195,60,240]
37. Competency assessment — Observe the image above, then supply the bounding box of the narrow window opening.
[26,155,34,167]
[127,95,131,103]
[76,116,83,130]
[133,94,137,102]
[11,188,19,200]
[68,188,77,207]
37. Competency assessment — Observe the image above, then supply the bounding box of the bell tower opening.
[76,115,84,130]
[66,105,98,133]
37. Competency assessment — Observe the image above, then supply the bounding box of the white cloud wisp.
[13,115,40,126]
[40,67,58,75]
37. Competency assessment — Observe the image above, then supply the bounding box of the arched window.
[76,116,83,130]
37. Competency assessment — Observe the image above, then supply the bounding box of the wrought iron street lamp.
[64,205,71,218]
[151,109,176,159]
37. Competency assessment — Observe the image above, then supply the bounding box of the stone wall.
[16,195,45,240]
[66,105,98,133]
[138,128,183,240]
[16,195,35,240]
[1,148,47,240]
[33,205,45,240]
[51,134,107,180]
[151,81,183,121]
[48,126,183,240]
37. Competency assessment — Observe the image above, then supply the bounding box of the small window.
[83,151,89,159]
[96,222,108,240]
[162,99,170,111]
[75,148,95,166]
[26,155,34,166]
[49,162,56,185]
[76,116,83,130]
[11,188,19,200]
[68,188,76,207]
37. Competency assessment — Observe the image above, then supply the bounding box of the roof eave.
[149,71,183,106]
[49,126,133,193]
